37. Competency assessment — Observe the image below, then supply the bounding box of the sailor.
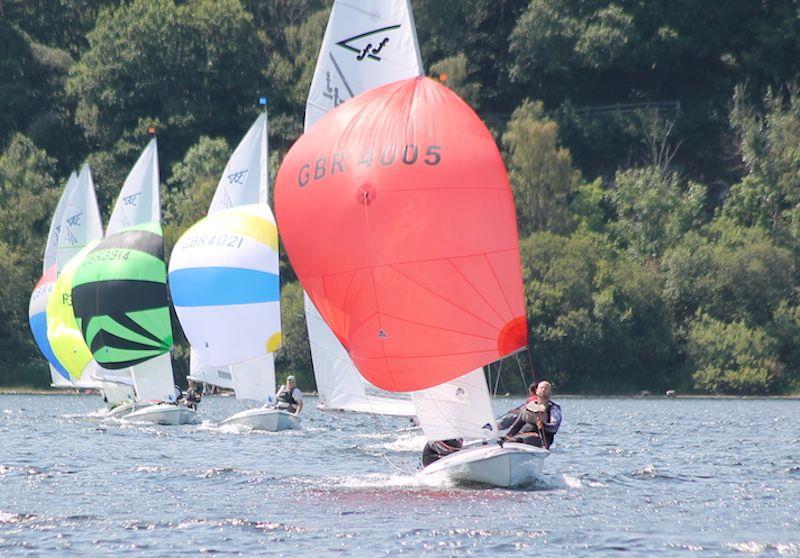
[497,382,538,430]
[421,439,463,467]
[275,375,303,415]
[503,380,562,448]
[184,380,202,410]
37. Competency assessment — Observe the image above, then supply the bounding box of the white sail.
[188,348,234,390]
[208,113,268,212]
[306,296,415,416]
[130,353,177,403]
[49,366,73,388]
[44,172,77,273]
[303,0,423,414]
[411,368,498,442]
[55,165,104,271]
[305,0,424,128]
[106,138,160,236]
[230,353,276,403]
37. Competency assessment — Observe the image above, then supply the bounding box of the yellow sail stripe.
[193,207,278,252]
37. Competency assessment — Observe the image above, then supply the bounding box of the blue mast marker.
[259,97,267,106]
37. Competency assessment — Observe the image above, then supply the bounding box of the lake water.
[0,394,798,556]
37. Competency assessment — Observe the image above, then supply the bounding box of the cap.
[286,375,296,382]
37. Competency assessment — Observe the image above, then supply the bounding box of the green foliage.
[503,100,582,234]
[263,7,329,147]
[569,178,606,233]
[67,0,263,166]
[275,281,313,389]
[5,0,800,395]
[521,231,677,393]
[0,135,60,375]
[430,53,481,109]
[688,315,781,395]
[1,0,112,56]
[0,22,49,149]
[725,87,800,238]
[607,167,706,260]
[662,219,793,328]
[163,135,230,254]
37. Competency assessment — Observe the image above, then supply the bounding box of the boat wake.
[372,431,427,453]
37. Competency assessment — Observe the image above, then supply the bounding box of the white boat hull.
[220,407,301,431]
[103,401,148,419]
[418,442,548,488]
[124,403,199,425]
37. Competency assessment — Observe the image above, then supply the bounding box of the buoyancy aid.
[277,387,298,407]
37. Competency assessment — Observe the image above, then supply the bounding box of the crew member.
[421,439,463,467]
[504,380,562,448]
[275,375,303,415]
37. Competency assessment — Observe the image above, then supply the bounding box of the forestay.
[302,0,423,413]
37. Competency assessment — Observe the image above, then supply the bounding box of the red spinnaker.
[275,77,527,392]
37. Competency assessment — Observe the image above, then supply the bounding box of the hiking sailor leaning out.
[504,380,562,448]
[275,375,303,415]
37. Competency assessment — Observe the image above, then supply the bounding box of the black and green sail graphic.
[71,222,173,369]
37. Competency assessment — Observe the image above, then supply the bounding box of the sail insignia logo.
[336,25,401,62]
[323,53,354,107]
[123,192,141,206]
[66,212,82,227]
[227,169,249,186]
[455,387,466,401]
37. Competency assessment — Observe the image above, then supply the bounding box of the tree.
[0,134,60,384]
[430,53,481,109]
[607,166,706,260]
[275,281,313,388]
[725,86,800,239]
[67,0,263,168]
[688,314,781,395]
[521,231,676,392]
[162,135,231,254]
[502,100,582,235]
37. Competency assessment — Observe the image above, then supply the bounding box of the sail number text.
[298,144,442,187]
[179,234,245,250]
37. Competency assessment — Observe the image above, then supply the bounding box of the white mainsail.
[106,139,160,236]
[303,0,422,415]
[411,368,498,442]
[171,113,280,404]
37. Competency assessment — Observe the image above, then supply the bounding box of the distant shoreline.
[1,387,798,399]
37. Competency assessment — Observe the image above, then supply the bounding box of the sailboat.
[40,166,139,412]
[275,76,548,487]
[168,111,290,430]
[29,172,77,388]
[300,0,423,417]
[70,138,196,426]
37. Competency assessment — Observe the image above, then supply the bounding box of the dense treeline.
[2,0,800,394]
